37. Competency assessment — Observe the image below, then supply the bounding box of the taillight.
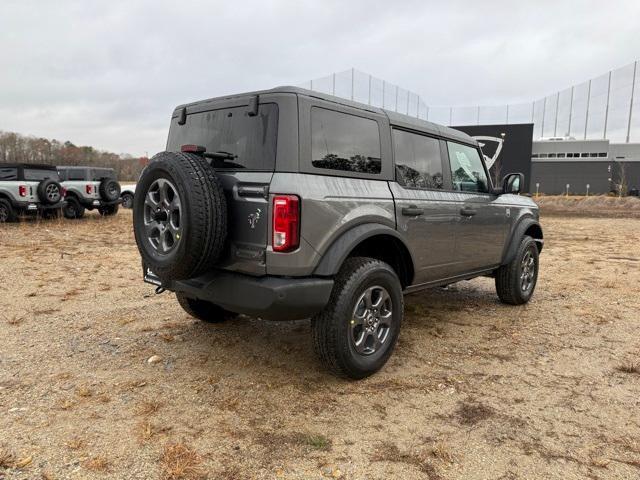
[61,187,67,197]
[86,184,92,194]
[272,195,300,252]
[19,185,27,197]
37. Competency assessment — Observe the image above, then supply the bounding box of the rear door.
[389,129,459,283]
[444,140,508,272]
[166,94,293,275]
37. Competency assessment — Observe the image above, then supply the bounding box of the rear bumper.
[146,269,334,321]
[79,197,121,209]
[12,200,66,212]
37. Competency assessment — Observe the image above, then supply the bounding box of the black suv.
[133,87,543,379]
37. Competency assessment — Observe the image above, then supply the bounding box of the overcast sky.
[1,0,639,156]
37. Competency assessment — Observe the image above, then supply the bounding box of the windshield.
[24,169,60,181]
[166,103,278,170]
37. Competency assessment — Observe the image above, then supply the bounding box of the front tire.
[312,257,403,379]
[121,193,134,209]
[176,293,237,323]
[495,235,539,305]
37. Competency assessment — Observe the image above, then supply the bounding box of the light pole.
[535,182,540,197]
[566,184,570,197]
[586,183,590,197]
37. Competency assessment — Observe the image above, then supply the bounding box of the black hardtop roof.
[0,163,58,170]
[173,86,477,146]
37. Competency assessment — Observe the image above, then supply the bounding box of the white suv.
[57,166,121,218]
[0,163,66,222]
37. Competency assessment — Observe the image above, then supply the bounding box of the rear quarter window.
[23,169,60,181]
[310,107,381,175]
[0,167,17,181]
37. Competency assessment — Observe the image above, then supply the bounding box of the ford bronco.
[132,87,543,379]
[0,163,66,222]
[57,166,121,218]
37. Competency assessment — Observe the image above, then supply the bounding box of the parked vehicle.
[120,183,136,208]
[0,163,66,222]
[132,87,544,379]
[57,166,121,218]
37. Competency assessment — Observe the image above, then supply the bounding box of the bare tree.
[614,160,628,197]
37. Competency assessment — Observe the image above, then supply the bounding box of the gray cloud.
[1,0,638,156]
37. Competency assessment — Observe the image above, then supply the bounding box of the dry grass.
[136,399,162,416]
[65,437,86,450]
[83,455,110,472]
[299,433,332,451]
[615,362,640,375]
[429,442,456,464]
[371,442,441,479]
[75,385,93,398]
[160,443,205,480]
[0,446,15,468]
[455,400,495,426]
[4,314,25,326]
[536,195,640,217]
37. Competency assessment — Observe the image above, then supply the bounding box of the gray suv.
[57,166,121,218]
[0,163,66,222]
[133,87,543,379]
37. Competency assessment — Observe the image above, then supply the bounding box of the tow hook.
[155,286,166,295]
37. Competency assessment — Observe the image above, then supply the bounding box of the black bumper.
[12,200,66,212]
[80,198,122,209]
[146,269,334,321]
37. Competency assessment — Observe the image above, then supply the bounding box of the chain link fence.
[301,61,640,143]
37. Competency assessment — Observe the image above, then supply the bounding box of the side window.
[393,129,444,189]
[68,170,85,181]
[447,141,489,193]
[311,107,381,175]
[0,167,18,181]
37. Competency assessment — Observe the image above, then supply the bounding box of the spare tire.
[133,151,227,282]
[99,178,121,201]
[37,179,63,205]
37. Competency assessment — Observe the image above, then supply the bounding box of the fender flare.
[501,216,543,265]
[313,223,415,278]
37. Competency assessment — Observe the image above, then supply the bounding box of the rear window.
[166,103,278,170]
[311,107,381,175]
[24,169,60,181]
[0,167,17,181]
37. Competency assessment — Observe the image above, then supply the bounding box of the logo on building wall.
[473,136,504,171]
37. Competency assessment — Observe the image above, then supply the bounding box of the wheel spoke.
[145,190,159,209]
[363,288,373,309]
[354,330,368,354]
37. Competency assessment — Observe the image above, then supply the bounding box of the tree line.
[0,130,148,181]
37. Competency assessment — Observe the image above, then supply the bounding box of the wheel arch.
[501,216,544,266]
[313,224,415,289]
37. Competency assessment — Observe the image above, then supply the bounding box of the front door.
[389,130,459,284]
[445,141,508,272]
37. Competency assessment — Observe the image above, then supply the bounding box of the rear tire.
[311,257,403,379]
[495,235,539,305]
[63,197,85,219]
[99,179,121,202]
[121,192,134,209]
[176,293,237,323]
[0,199,16,223]
[98,204,119,216]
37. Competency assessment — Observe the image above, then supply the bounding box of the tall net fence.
[301,61,640,143]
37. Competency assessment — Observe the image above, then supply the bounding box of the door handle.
[460,207,477,217]
[402,205,424,216]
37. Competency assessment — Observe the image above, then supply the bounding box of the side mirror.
[502,173,524,195]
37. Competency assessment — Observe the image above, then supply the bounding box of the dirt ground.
[1,208,640,480]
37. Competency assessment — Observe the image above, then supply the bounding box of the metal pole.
[626,61,637,143]
[350,68,354,101]
[531,101,535,123]
[332,73,336,96]
[310,79,313,91]
[406,92,410,115]
[395,86,399,112]
[416,96,420,118]
[382,81,385,109]
[477,106,480,125]
[584,79,592,140]
[506,105,510,124]
[603,70,612,139]
[426,106,429,121]
[553,92,560,137]
[567,86,574,136]
[368,75,372,105]
[449,107,453,125]
[541,97,547,138]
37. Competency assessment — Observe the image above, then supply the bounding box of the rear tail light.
[61,187,67,197]
[18,185,27,197]
[181,144,206,154]
[86,184,92,194]
[272,195,300,252]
